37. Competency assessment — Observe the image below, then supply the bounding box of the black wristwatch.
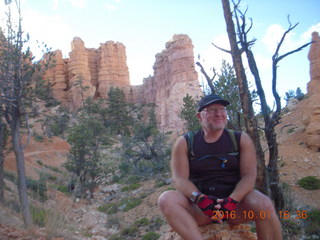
[189,191,201,203]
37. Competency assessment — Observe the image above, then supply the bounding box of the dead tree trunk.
[221,0,267,193]
[232,1,313,210]
[0,118,5,203]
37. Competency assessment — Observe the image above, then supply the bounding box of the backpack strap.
[186,131,195,160]
[225,129,239,157]
[186,129,240,161]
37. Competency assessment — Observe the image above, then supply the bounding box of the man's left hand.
[220,197,238,212]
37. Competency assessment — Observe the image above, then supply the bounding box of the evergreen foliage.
[65,117,109,198]
[0,1,54,227]
[43,107,70,137]
[107,87,133,135]
[121,107,170,176]
[64,98,112,198]
[213,60,244,129]
[284,87,305,104]
[179,94,200,132]
[34,76,59,108]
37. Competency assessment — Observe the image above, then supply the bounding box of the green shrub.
[37,160,44,166]
[30,205,46,227]
[49,184,69,194]
[48,175,58,181]
[304,209,320,236]
[112,175,121,183]
[4,170,16,183]
[121,183,141,192]
[98,197,142,214]
[281,182,296,212]
[154,179,168,188]
[134,217,149,227]
[287,128,295,134]
[123,175,141,184]
[4,199,20,213]
[297,176,320,190]
[97,202,118,214]
[26,177,47,201]
[120,226,139,236]
[122,197,142,212]
[47,165,61,173]
[282,219,302,238]
[109,234,122,240]
[149,216,163,230]
[119,162,130,175]
[142,232,160,240]
[106,215,121,228]
[34,133,44,142]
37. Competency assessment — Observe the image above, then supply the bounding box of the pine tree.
[106,87,132,135]
[214,60,243,129]
[179,94,200,132]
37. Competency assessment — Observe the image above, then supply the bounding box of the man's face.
[197,103,227,131]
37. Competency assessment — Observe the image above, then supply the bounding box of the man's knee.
[158,190,181,213]
[241,190,276,212]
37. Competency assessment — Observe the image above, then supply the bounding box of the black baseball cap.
[197,94,230,112]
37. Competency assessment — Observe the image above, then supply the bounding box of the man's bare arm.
[171,136,200,198]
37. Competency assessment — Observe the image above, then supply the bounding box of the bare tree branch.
[276,41,314,63]
[195,61,217,94]
[211,42,232,54]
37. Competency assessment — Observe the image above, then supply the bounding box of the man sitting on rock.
[158,94,282,240]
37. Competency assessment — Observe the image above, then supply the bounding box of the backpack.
[185,129,239,162]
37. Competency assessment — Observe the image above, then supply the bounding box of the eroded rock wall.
[97,41,130,98]
[68,37,95,110]
[146,34,202,133]
[42,37,130,111]
[41,34,201,132]
[303,31,320,151]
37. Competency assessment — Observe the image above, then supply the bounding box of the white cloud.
[199,34,232,74]
[302,22,320,42]
[262,23,320,56]
[103,0,122,11]
[262,24,287,53]
[23,9,75,59]
[104,3,117,11]
[67,0,86,8]
[52,0,59,9]
[52,0,87,9]
[254,54,272,71]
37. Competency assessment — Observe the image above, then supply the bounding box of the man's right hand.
[196,195,218,217]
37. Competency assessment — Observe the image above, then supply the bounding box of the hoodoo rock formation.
[42,37,130,111]
[129,34,202,132]
[303,31,320,151]
[41,34,202,132]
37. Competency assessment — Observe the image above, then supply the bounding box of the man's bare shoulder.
[174,135,188,149]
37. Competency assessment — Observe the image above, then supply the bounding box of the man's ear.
[196,112,201,120]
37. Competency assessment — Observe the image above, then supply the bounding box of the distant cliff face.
[41,34,202,132]
[42,37,130,111]
[303,31,320,151]
[129,34,202,132]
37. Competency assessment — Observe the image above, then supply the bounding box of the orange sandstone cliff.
[41,34,202,132]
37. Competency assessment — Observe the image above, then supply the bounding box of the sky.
[1,0,320,107]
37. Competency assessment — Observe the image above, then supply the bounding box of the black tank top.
[185,129,241,198]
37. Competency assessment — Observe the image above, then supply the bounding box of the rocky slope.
[1,96,319,240]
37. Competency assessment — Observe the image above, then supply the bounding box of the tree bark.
[0,121,4,203]
[221,0,266,193]
[11,117,33,228]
